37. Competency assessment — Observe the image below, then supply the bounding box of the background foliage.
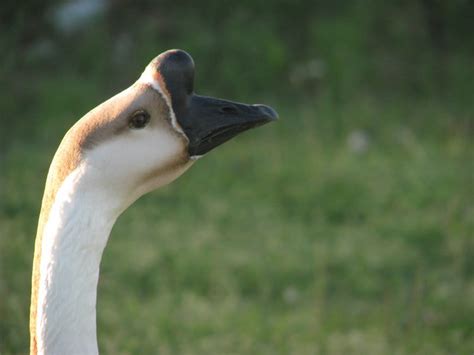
[0,0,473,353]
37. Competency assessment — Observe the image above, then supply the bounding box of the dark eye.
[129,111,150,129]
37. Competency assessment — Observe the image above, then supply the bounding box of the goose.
[29,49,277,355]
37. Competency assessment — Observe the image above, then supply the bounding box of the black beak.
[182,95,278,156]
[149,49,278,157]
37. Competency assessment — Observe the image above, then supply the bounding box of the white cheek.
[85,129,188,192]
[127,129,182,171]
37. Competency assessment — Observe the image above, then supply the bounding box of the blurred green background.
[0,0,473,354]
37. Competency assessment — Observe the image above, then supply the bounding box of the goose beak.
[180,95,278,156]
[144,49,278,156]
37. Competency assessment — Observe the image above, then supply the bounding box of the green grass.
[0,75,472,354]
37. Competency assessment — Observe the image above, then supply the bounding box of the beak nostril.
[221,106,238,114]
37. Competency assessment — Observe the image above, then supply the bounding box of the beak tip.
[255,104,279,121]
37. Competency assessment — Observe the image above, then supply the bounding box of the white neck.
[36,164,126,355]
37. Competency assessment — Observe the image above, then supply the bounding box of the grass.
[0,72,472,354]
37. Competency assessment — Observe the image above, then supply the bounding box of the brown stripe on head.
[152,70,172,103]
[138,50,194,126]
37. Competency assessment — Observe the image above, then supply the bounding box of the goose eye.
[129,111,150,129]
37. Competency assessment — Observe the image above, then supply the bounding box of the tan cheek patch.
[140,146,190,187]
[150,132,191,183]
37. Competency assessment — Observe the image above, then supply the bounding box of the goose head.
[57,49,277,208]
